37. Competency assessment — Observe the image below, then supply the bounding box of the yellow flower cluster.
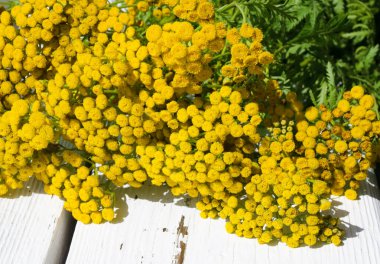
[218,85,380,247]
[1,0,379,248]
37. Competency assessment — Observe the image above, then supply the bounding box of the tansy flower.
[353,172,367,181]
[227,196,238,208]
[351,105,366,118]
[334,140,348,153]
[270,141,282,154]
[304,235,317,246]
[331,235,341,246]
[306,126,319,138]
[221,65,237,78]
[344,156,357,169]
[359,159,370,171]
[281,140,295,152]
[351,85,364,99]
[186,62,202,74]
[296,120,309,131]
[101,208,114,221]
[320,199,331,211]
[239,23,254,38]
[230,124,244,138]
[226,28,241,44]
[337,99,350,112]
[12,99,29,116]
[321,110,332,122]
[372,121,380,134]
[305,107,319,121]
[258,51,274,65]
[344,189,357,200]
[351,126,365,139]
[29,112,46,128]
[252,28,264,43]
[359,95,374,109]
[201,24,217,41]
[171,42,187,59]
[30,135,49,150]
[295,131,307,142]
[137,1,149,12]
[192,31,208,49]
[197,2,214,20]
[231,43,249,60]
[175,22,194,41]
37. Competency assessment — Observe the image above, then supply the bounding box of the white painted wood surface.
[0,179,72,264]
[66,170,380,264]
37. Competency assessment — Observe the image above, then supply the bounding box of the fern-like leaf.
[332,0,345,14]
[286,5,310,31]
[309,90,318,106]
[364,45,379,69]
[318,82,328,106]
[326,62,335,88]
[309,0,321,29]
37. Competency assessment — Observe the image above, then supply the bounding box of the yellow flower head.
[146,24,162,42]
[231,43,249,60]
[226,28,241,44]
[305,107,319,122]
[239,23,254,38]
[197,2,214,20]
[270,141,282,154]
[372,121,380,134]
[350,85,364,99]
[337,99,350,112]
[344,189,357,200]
[351,126,365,139]
[221,65,237,78]
[359,95,374,109]
[334,140,348,153]
[258,51,274,65]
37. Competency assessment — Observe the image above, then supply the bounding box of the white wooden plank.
[185,170,380,264]
[66,186,193,264]
[0,178,73,264]
[66,170,380,264]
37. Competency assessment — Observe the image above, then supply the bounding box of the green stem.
[231,8,239,22]
[217,1,248,25]
[103,89,119,94]
[217,2,236,13]
[211,52,230,62]
[234,2,247,24]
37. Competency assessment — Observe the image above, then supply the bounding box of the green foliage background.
[216,0,380,111]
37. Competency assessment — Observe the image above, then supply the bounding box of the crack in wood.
[177,241,187,264]
[174,215,188,264]
[176,216,188,237]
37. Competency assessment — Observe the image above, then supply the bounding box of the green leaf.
[0,0,19,8]
[326,62,335,88]
[286,5,309,31]
[286,43,313,56]
[318,82,328,106]
[309,90,317,106]
[309,0,321,29]
[332,0,345,14]
[364,45,379,69]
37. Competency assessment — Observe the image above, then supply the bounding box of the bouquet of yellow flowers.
[1,0,379,248]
